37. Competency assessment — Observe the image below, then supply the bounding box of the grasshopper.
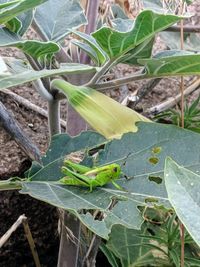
[60,160,122,192]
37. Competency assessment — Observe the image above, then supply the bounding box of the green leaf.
[72,39,100,66]
[106,224,166,267]
[34,0,87,42]
[0,56,10,77]
[0,0,48,24]
[160,32,200,52]
[18,122,200,239]
[106,211,200,266]
[100,243,120,267]
[72,31,108,65]
[0,62,96,90]
[121,37,154,66]
[92,10,181,58]
[139,51,200,77]
[0,27,60,59]
[17,10,33,36]
[42,131,106,166]
[5,17,22,33]
[164,157,200,247]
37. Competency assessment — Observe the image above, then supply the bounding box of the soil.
[1,1,200,267]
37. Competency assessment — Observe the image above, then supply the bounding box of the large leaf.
[0,61,96,89]
[139,50,200,77]
[92,10,181,58]
[17,9,33,36]
[164,158,200,247]
[0,0,48,24]
[0,27,59,59]
[34,0,87,42]
[19,123,200,239]
[160,31,200,52]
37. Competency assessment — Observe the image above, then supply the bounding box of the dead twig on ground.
[0,101,41,162]
[0,214,41,267]
[1,89,67,128]
[147,78,200,115]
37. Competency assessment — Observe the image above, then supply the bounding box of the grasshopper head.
[111,164,121,180]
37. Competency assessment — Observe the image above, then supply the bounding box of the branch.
[0,214,41,267]
[92,72,147,90]
[166,25,200,33]
[1,89,66,128]
[0,101,41,162]
[132,78,161,107]
[147,78,200,115]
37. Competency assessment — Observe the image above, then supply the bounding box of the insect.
[60,160,122,192]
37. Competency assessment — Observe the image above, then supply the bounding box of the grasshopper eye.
[113,167,118,172]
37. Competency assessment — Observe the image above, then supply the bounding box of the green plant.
[154,96,200,133]
[0,1,200,266]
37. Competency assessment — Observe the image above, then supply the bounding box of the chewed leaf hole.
[152,146,162,154]
[148,157,159,165]
[148,175,163,184]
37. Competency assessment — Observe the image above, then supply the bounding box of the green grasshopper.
[60,160,122,192]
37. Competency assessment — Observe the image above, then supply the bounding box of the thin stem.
[80,0,100,64]
[179,2,185,266]
[48,98,61,136]
[33,79,53,102]
[87,58,116,86]
[180,222,185,267]
[0,179,22,191]
[92,71,147,90]
[180,20,184,128]
[133,78,161,107]
[166,25,200,33]
[22,218,41,267]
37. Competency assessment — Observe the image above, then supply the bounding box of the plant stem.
[0,179,22,191]
[57,210,81,267]
[80,0,100,64]
[179,2,185,266]
[22,217,41,267]
[87,58,116,86]
[166,25,200,33]
[48,98,61,137]
[92,72,147,90]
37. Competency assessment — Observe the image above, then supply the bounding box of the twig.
[92,71,146,90]
[179,2,185,266]
[133,78,161,107]
[1,89,67,128]
[87,58,116,86]
[0,100,41,162]
[0,214,41,267]
[166,25,200,33]
[0,215,26,248]
[147,78,200,115]
[22,217,41,267]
